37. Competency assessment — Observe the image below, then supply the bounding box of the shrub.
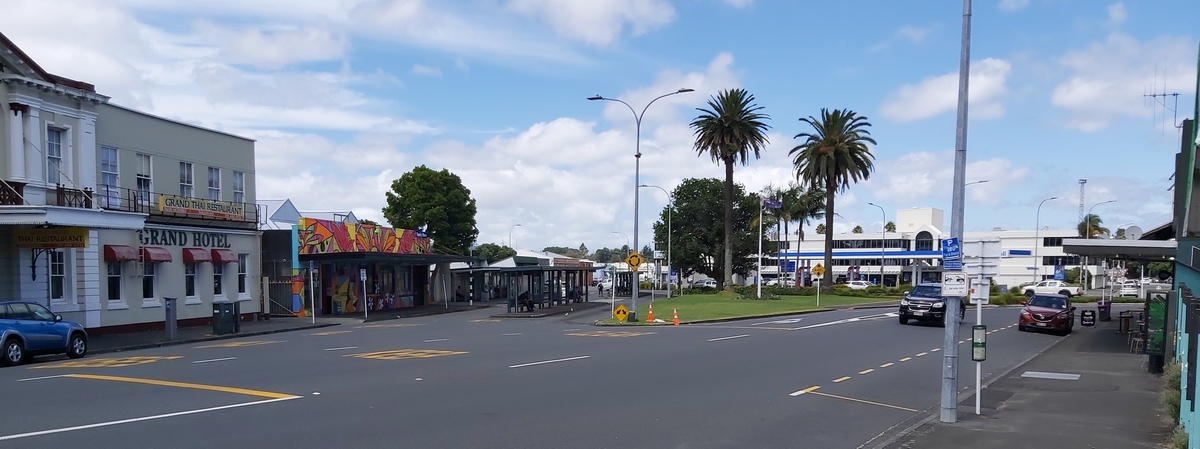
[1162,361,1182,424]
[1171,426,1188,449]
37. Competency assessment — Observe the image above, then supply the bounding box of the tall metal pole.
[641,185,673,298]
[509,223,521,250]
[589,88,693,321]
[942,0,972,424]
[1034,197,1058,283]
[758,198,764,298]
[868,203,886,286]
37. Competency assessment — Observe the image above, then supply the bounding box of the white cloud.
[896,26,931,43]
[868,150,1031,206]
[505,0,675,45]
[722,0,754,7]
[192,21,348,69]
[998,0,1030,12]
[1107,3,1127,25]
[1050,33,1196,131]
[880,58,1012,123]
[411,64,442,77]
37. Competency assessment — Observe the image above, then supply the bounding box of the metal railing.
[0,181,25,205]
[96,185,258,223]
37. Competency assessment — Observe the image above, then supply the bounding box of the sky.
[2,0,1197,254]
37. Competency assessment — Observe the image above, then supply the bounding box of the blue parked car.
[1,300,88,366]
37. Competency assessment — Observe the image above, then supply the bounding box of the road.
[0,302,1065,449]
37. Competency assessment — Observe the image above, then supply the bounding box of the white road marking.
[562,328,581,332]
[508,355,590,369]
[323,346,358,351]
[883,312,899,317]
[789,313,894,331]
[707,334,750,342]
[752,318,804,326]
[423,339,450,343]
[16,375,68,382]
[502,333,523,336]
[1021,371,1081,381]
[192,357,237,364]
[0,396,300,442]
[789,386,820,396]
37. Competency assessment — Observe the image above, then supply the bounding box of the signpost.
[614,304,629,323]
[360,268,368,321]
[624,251,644,322]
[812,264,825,307]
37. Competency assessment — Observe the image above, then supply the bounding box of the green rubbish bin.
[212,302,237,335]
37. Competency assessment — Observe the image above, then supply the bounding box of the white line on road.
[789,386,820,396]
[502,333,523,336]
[192,357,237,364]
[562,329,581,332]
[752,318,804,326]
[788,312,896,331]
[508,355,590,369]
[16,375,67,382]
[323,346,358,351]
[0,396,301,442]
[423,339,450,343]
[707,334,750,342]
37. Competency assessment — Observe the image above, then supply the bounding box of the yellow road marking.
[30,356,182,369]
[195,340,281,349]
[355,323,423,328]
[566,330,655,338]
[899,357,912,362]
[833,376,851,383]
[789,385,821,396]
[879,362,894,368]
[60,374,296,399]
[346,349,468,361]
[916,352,928,357]
[859,369,874,375]
[806,391,919,412]
[311,330,352,336]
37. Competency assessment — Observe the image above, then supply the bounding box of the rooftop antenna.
[1145,64,1182,134]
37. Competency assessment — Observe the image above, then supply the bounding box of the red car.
[1018,294,1075,335]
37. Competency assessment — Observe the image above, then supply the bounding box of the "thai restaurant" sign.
[158,195,245,220]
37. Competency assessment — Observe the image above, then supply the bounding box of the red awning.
[141,247,173,263]
[182,248,211,263]
[211,249,238,264]
[103,245,139,262]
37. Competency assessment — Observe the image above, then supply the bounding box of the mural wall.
[297,218,431,255]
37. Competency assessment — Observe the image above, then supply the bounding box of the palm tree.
[852,225,864,233]
[790,108,877,290]
[885,221,896,232]
[1077,214,1109,238]
[815,224,826,234]
[690,88,771,289]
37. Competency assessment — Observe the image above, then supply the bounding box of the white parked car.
[845,280,873,290]
[695,279,717,288]
[1020,280,1083,297]
[1118,280,1140,297]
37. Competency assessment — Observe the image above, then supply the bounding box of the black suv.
[899,283,965,326]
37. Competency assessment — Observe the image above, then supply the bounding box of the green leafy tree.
[651,178,763,288]
[1077,214,1109,238]
[790,108,877,290]
[475,243,516,264]
[641,245,654,258]
[542,246,587,258]
[593,247,617,263]
[852,225,863,234]
[690,88,771,289]
[382,165,479,255]
[578,243,589,258]
[885,221,896,232]
[358,218,379,226]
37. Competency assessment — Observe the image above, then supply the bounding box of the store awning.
[211,249,238,264]
[104,245,139,261]
[182,248,211,263]
[140,247,173,263]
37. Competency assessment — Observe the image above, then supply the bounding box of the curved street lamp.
[1086,200,1117,239]
[509,224,521,250]
[589,87,693,321]
[867,202,886,286]
[639,184,673,298]
[1033,197,1059,283]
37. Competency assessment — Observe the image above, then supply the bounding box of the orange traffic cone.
[647,303,655,321]
[673,308,680,326]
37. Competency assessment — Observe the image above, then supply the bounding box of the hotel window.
[136,154,152,204]
[49,250,65,301]
[185,263,196,297]
[233,171,245,203]
[208,167,221,200]
[142,262,155,300]
[237,254,248,295]
[47,128,63,185]
[180,162,194,197]
[107,263,122,302]
[100,147,120,207]
[213,264,224,295]
[1042,237,1064,247]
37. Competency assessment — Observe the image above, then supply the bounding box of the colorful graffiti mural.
[297,218,431,255]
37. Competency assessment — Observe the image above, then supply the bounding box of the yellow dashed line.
[880,362,894,368]
[346,349,467,361]
[566,330,654,338]
[900,357,912,362]
[916,352,928,357]
[859,369,874,375]
[195,340,281,349]
[311,330,352,336]
[833,376,851,383]
[61,374,297,399]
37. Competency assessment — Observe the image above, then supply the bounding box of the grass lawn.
[598,291,898,325]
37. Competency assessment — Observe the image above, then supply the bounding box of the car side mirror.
[54,315,62,322]
[1070,306,1076,312]
[902,291,909,295]
[1019,300,1028,306]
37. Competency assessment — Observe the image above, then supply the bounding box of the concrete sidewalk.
[873,309,1174,448]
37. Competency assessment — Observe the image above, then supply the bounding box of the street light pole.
[867,203,886,286]
[1034,197,1059,283]
[509,223,521,251]
[612,231,630,297]
[1085,200,1116,290]
[640,184,673,298]
[942,0,973,424]
[590,88,694,322]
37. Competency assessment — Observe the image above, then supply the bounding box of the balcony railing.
[96,185,259,224]
[0,181,25,205]
[53,184,93,209]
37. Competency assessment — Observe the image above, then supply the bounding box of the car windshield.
[1029,296,1067,309]
[909,285,941,298]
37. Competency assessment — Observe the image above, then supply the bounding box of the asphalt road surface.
[0,303,1063,449]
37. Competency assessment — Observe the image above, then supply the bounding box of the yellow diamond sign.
[812,264,825,277]
[624,251,644,271]
[614,304,629,322]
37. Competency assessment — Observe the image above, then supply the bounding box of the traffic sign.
[943,260,963,270]
[625,251,645,270]
[812,264,825,277]
[942,271,968,297]
[941,238,961,262]
[614,304,629,322]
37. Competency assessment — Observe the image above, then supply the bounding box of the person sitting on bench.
[518,292,534,312]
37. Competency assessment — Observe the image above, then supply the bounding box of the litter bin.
[1097,299,1112,322]
[212,301,237,335]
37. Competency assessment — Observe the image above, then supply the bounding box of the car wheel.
[899,314,909,325]
[2,338,25,367]
[67,333,87,359]
[1058,290,1072,297]
[1024,290,1035,298]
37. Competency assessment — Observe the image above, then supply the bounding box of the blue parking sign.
[941,237,961,261]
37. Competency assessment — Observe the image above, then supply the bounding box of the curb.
[858,323,1078,449]
[493,302,610,319]
[362,305,488,322]
[90,322,340,355]
[593,307,840,326]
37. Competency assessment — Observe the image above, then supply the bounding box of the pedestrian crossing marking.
[30,355,183,369]
[195,340,282,349]
[566,330,655,338]
[346,349,468,361]
[311,330,352,336]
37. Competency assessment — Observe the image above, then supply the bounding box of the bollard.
[164,297,178,340]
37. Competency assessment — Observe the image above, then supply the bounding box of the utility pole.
[942,0,971,424]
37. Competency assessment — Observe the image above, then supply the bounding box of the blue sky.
[2,0,1197,252]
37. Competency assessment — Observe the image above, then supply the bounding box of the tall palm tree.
[690,88,771,289]
[790,108,877,290]
[1077,214,1109,238]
